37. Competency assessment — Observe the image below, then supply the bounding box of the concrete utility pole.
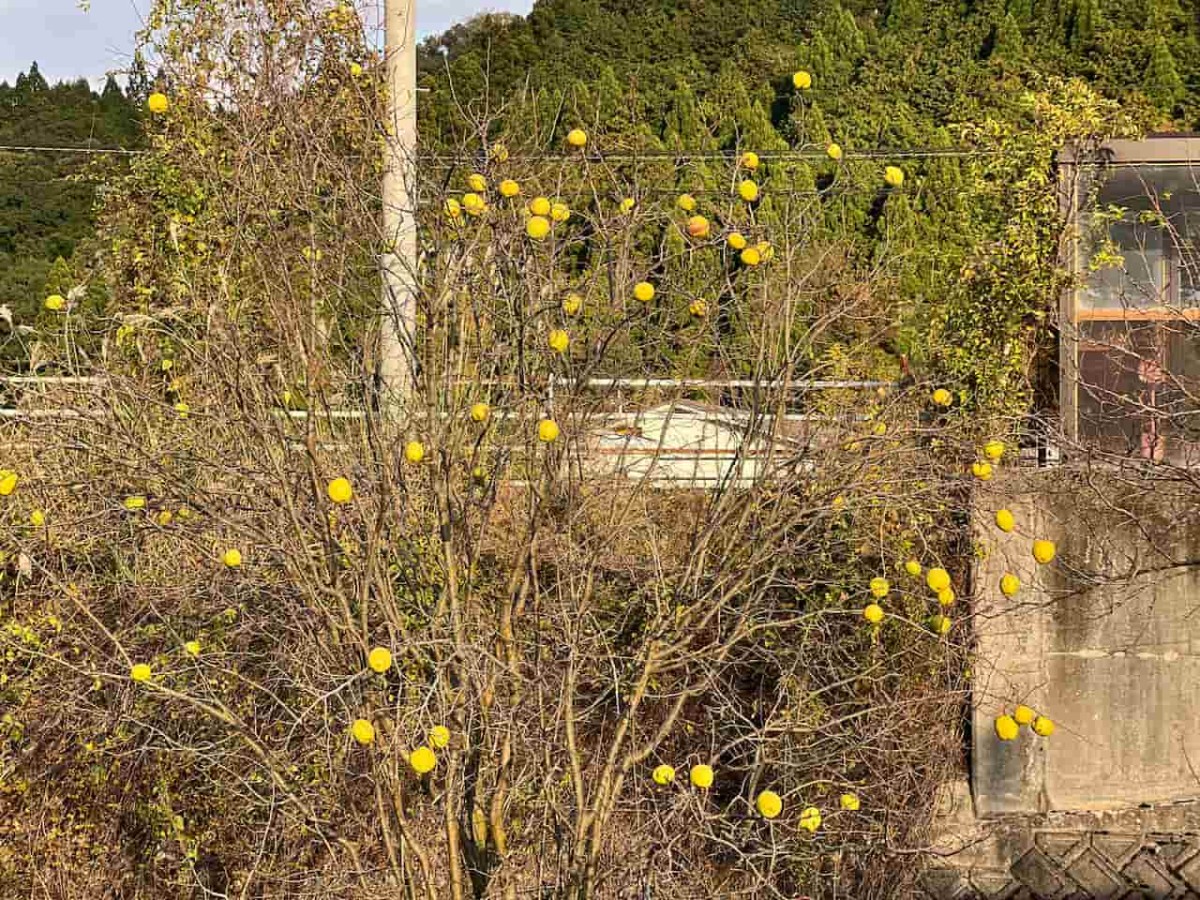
[379,0,418,405]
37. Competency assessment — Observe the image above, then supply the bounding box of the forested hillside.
[418,0,1190,147]
[0,64,142,365]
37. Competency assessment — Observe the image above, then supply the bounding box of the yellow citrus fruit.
[688,299,708,318]
[689,764,714,789]
[1000,574,1020,597]
[470,402,490,423]
[937,587,956,607]
[499,179,521,198]
[676,193,697,212]
[30,509,45,527]
[130,663,152,682]
[462,193,486,216]
[995,509,1015,533]
[995,715,1019,741]
[526,215,551,239]
[429,725,451,749]
[410,745,437,774]
[932,388,952,406]
[633,281,655,303]
[727,232,748,250]
[44,294,65,312]
[1032,539,1056,564]
[799,806,822,832]
[550,202,570,222]
[352,718,375,745]
[124,495,146,511]
[827,143,843,161]
[327,477,353,504]
[984,440,1006,461]
[405,441,425,464]
[738,180,760,202]
[548,329,570,354]
[757,241,776,261]
[619,197,636,214]
[529,196,552,217]
[652,764,676,785]
[792,70,813,90]
[740,247,762,267]
[686,215,710,238]
[349,61,363,77]
[1013,704,1035,726]
[869,577,890,599]
[884,166,905,187]
[1033,715,1055,737]
[158,509,175,526]
[147,92,169,113]
[222,548,242,568]
[740,151,760,170]
[562,292,583,315]
[490,142,509,162]
[863,603,884,625]
[0,471,17,496]
[467,173,488,192]
[926,568,951,592]
[444,198,462,218]
[537,419,560,442]
[367,646,393,673]
[904,559,922,577]
[756,790,783,819]
[184,640,201,656]
[930,614,952,635]
[972,461,993,481]
[566,128,588,148]
[840,792,860,811]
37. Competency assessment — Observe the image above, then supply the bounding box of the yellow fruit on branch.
[351,718,375,746]
[367,647,393,673]
[984,439,1006,461]
[222,548,242,568]
[863,603,884,625]
[467,172,488,192]
[869,577,890,599]
[884,166,905,187]
[930,614,952,635]
[756,241,775,262]
[44,294,65,312]
[429,725,451,749]
[529,196,551,217]
[686,215,710,238]
[147,92,170,113]
[652,764,676,785]
[971,461,993,481]
[827,143,843,161]
[184,640,201,656]
[937,587,956,607]
[689,764,714,789]
[738,180,760,202]
[327,477,353,504]
[130,663,152,682]
[840,792,860,811]
[688,299,708,318]
[0,470,17,496]
[1013,704,1035,726]
[538,419,560,443]
[470,402,491,423]
[550,202,570,222]
[404,441,425,464]
[498,179,520,198]
[676,193,697,212]
[792,70,813,90]
[633,281,655,303]
[526,215,551,239]
[1032,715,1055,737]
[619,197,636,214]
[1000,574,1021,597]
[995,714,1019,741]
[926,567,951,593]
[1032,539,1056,564]
[756,790,783,819]
[995,508,1015,532]
[932,387,953,406]
[444,198,462,219]
[410,745,437,774]
[562,292,583,315]
[740,150,760,170]
[547,329,570,354]
[740,247,762,267]
[799,806,822,832]
[566,128,588,148]
[905,559,922,576]
[462,193,486,216]
[123,495,146,510]
[727,231,748,250]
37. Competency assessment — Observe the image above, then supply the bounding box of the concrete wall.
[971,469,1200,815]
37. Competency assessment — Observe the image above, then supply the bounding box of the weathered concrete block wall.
[972,469,1200,815]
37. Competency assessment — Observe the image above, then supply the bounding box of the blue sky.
[1,0,534,87]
